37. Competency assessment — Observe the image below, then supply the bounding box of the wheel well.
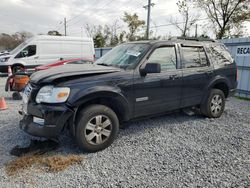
[12,64,25,72]
[12,64,24,68]
[213,82,229,98]
[75,97,127,124]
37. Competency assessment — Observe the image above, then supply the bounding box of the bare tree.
[84,24,106,47]
[109,20,122,46]
[85,21,126,47]
[0,31,33,50]
[170,0,199,37]
[194,0,250,39]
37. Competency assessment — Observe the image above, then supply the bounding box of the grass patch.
[235,96,250,101]
[5,154,84,176]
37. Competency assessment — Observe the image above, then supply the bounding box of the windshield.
[95,43,150,69]
[9,38,33,55]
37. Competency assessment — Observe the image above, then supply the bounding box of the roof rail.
[176,36,216,42]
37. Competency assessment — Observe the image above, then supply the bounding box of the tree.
[85,24,109,47]
[93,33,106,48]
[85,21,126,47]
[194,0,250,39]
[170,0,199,37]
[122,12,145,41]
[0,31,33,50]
[47,30,62,36]
[109,20,122,46]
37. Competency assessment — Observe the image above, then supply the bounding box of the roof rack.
[176,36,216,42]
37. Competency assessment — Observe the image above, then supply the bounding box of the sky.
[0,0,249,39]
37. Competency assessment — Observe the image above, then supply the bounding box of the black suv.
[20,38,237,152]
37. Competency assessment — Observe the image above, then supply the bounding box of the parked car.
[20,38,237,152]
[35,58,94,71]
[0,35,94,73]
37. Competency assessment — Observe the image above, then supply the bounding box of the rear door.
[180,44,214,107]
[133,45,183,117]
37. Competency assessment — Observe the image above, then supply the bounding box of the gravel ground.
[0,77,249,187]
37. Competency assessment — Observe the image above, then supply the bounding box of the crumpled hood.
[30,63,121,84]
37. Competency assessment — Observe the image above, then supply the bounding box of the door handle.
[169,74,179,80]
[206,70,213,75]
[34,56,39,59]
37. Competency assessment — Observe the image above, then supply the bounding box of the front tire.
[75,104,119,152]
[201,89,225,118]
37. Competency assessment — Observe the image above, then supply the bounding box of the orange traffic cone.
[0,97,7,110]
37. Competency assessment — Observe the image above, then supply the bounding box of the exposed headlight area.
[0,57,10,62]
[36,85,70,103]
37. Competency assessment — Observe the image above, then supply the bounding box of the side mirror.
[140,63,161,76]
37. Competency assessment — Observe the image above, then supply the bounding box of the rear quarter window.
[181,46,209,68]
[209,44,233,64]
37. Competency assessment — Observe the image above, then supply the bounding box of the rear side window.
[147,46,176,71]
[181,46,208,68]
[209,44,233,64]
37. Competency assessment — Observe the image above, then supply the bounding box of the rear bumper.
[19,103,74,138]
[228,81,238,97]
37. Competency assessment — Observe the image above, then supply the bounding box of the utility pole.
[64,18,67,36]
[143,0,155,40]
[195,24,198,38]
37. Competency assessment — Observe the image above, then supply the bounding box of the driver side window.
[15,45,36,58]
[148,46,176,71]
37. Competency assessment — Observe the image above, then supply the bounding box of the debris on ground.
[10,139,60,157]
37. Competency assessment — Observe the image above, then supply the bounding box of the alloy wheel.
[210,94,223,116]
[84,115,112,145]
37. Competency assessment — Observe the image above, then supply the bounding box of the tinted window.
[182,46,208,68]
[148,46,176,71]
[209,44,233,64]
[15,45,36,58]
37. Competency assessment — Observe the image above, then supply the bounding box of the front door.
[133,45,182,118]
[14,44,38,68]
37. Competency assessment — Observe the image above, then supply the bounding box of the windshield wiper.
[96,63,125,70]
[97,63,110,67]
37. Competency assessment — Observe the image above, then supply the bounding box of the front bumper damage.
[19,103,74,138]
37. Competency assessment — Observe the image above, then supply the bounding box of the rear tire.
[75,104,119,152]
[201,89,225,118]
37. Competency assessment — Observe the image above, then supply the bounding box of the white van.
[0,35,94,73]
